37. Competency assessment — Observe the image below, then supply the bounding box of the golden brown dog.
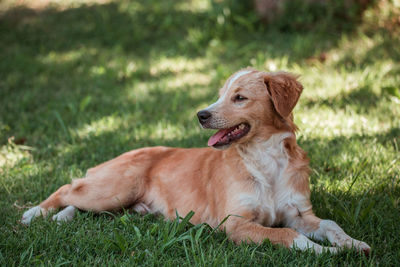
[22,68,370,254]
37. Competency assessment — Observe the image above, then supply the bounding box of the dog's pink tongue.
[208,129,229,146]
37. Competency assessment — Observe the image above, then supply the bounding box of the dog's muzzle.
[197,110,212,125]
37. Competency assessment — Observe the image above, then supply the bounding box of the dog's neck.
[236,132,294,186]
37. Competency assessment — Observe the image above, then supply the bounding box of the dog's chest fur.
[237,133,299,226]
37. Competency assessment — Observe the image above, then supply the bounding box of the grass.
[1,0,399,265]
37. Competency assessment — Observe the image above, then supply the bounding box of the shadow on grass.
[300,127,400,174]
[302,85,382,114]
[1,0,398,228]
[0,1,207,56]
[334,29,400,69]
[0,0,389,146]
[1,2,399,265]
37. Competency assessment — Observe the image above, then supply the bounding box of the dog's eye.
[234,95,247,102]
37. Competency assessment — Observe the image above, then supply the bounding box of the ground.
[0,0,399,265]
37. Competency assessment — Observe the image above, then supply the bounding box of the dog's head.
[197,68,303,149]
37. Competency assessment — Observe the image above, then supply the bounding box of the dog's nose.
[197,110,212,123]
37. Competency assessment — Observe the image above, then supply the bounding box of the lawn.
[1,0,399,265]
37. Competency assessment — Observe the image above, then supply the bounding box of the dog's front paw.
[291,234,339,254]
[332,235,371,255]
[322,220,371,255]
[351,239,371,256]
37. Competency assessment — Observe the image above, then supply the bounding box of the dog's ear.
[264,72,303,118]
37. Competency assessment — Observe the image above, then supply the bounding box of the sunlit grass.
[0,0,399,265]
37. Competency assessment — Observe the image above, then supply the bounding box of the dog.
[21,68,370,254]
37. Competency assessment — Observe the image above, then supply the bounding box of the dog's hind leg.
[52,205,76,223]
[21,184,73,225]
[21,172,146,225]
[21,151,150,225]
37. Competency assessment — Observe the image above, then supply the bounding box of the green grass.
[1,0,400,265]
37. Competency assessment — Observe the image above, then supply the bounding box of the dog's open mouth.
[208,123,250,147]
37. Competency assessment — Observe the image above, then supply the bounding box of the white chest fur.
[237,133,300,226]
